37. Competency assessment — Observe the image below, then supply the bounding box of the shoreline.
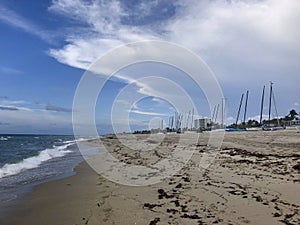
[1,161,99,225]
[0,141,84,211]
[1,130,300,225]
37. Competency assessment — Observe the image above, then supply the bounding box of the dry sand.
[1,130,300,225]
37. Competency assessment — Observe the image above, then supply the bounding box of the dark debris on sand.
[149,217,160,225]
[292,163,300,171]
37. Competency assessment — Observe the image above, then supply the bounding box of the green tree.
[247,119,259,127]
[285,109,298,120]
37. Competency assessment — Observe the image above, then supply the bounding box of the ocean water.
[0,134,88,206]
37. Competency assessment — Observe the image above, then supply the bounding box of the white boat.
[246,127,262,131]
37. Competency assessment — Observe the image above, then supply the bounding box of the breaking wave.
[0,142,74,179]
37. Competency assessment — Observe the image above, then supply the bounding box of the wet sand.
[1,130,300,225]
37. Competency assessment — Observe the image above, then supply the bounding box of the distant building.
[194,118,211,130]
[284,119,300,126]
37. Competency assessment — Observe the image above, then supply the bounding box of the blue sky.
[0,0,299,134]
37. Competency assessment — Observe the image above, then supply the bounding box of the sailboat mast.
[268,82,273,123]
[175,112,178,130]
[236,93,244,125]
[215,104,219,123]
[223,98,226,128]
[190,108,194,130]
[243,90,249,124]
[186,110,190,130]
[221,99,224,128]
[259,85,265,125]
[272,90,280,126]
[212,105,216,123]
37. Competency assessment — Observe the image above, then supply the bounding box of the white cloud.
[247,114,262,123]
[170,0,300,50]
[0,5,54,42]
[0,66,23,75]
[0,105,19,111]
[0,104,32,111]
[130,109,167,116]
[2,0,299,85]
[47,0,300,92]
[49,0,126,33]
[2,0,299,126]
[49,38,125,70]
[1,99,30,105]
[0,106,72,134]
[45,104,73,112]
[0,97,74,133]
[226,116,235,125]
[48,0,160,69]
[167,0,300,82]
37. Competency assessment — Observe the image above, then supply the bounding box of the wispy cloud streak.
[130,109,167,116]
[0,105,19,111]
[0,5,54,43]
[0,66,23,75]
[45,104,73,113]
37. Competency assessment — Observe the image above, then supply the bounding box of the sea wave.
[0,142,74,179]
[62,138,88,144]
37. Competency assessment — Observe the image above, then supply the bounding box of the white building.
[194,118,211,130]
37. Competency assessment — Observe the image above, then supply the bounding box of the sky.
[0,0,299,134]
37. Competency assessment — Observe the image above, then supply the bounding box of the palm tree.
[285,109,298,120]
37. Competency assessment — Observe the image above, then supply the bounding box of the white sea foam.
[75,138,87,142]
[73,137,94,143]
[63,140,77,144]
[0,142,74,179]
[0,137,8,141]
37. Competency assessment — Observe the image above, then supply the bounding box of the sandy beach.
[2,130,300,225]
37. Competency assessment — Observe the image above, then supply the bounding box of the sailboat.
[262,82,285,131]
[226,91,249,132]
